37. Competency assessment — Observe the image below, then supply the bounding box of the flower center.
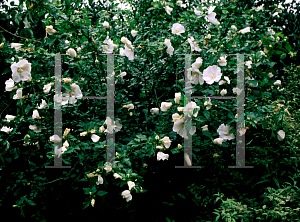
[211,74,215,79]
[226,130,229,134]
[17,67,23,73]
[176,30,179,33]
[70,91,75,96]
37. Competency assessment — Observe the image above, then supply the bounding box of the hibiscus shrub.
[1,0,300,221]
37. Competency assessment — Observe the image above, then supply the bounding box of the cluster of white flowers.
[53,83,83,105]
[2,1,287,204]
[121,180,136,202]
[1,115,16,133]
[204,98,213,110]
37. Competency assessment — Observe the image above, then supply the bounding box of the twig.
[41,177,63,185]
[0,100,14,116]
[9,138,24,143]
[0,25,42,43]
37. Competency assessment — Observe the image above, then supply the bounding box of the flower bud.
[91,199,95,207]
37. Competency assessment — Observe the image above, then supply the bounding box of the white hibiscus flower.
[160,136,172,148]
[13,88,24,99]
[157,152,169,161]
[38,99,47,109]
[5,115,16,122]
[277,130,285,141]
[160,102,172,112]
[165,5,173,15]
[187,58,204,85]
[1,126,13,133]
[187,37,201,52]
[217,124,235,141]
[66,48,77,58]
[203,65,222,85]
[171,23,185,36]
[217,56,227,66]
[29,125,42,133]
[239,27,251,34]
[46,25,56,35]
[183,101,200,118]
[164,38,174,56]
[11,43,23,51]
[102,38,118,53]
[11,59,32,82]
[5,78,15,91]
[173,117,187,138]
[121,190,132,202]
[206,6,220,25]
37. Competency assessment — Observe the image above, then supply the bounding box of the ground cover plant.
[0,0,300,221]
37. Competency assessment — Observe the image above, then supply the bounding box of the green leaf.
[202,131,212,140]
[136,134,147,140]
[23,15,31,28]
[123,158,131,167]
[139,93,146,98]
[83,188,90,194]
[280,53,286,60]
[28,159,36,167]
[62,84,72,92]
[260,77,269,87]
[285,43,291,51]
[27,200,36,206]
[262,92,272,98]
[97,190,108,196]
[255,62,261,67]
[25,104,31,115]
[170,148,180,154]
[14,14,20,26]
[166,217,172,222]
[203,110,210,120]
[147,7,155,11]
[267,62,276,68]
[5,141,10,152]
